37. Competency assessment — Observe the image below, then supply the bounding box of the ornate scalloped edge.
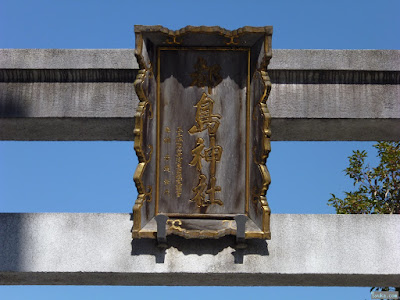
[253,48,272,239]
[134,25,273,37]
[133,25,273,239]
[135,25,273,47]
[164,219,265,239]
[258,70,272,162]
[134,30,154,73]
[167,219,235,239]
[137,226,265,239]
[168,228,238,239]
[137,229,265,239]
[132,65,153,238]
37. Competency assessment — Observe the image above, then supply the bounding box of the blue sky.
[0,0,399,299]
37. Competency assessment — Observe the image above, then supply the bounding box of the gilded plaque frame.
[132,25,272,240]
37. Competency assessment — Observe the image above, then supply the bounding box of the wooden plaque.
[132,25,272,239]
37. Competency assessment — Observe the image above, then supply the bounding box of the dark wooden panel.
[158,49,248,216]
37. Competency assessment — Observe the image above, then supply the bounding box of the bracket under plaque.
[132,25,273,241]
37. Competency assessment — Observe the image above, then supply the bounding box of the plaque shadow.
[0,93,26,117]
[160,50,248,90]
[130,234,269,264]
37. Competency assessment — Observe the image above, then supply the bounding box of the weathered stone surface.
[270,49,400,71]
[0,213,399,286]
[2,49,398,71]
[0,83,137,117]
[0,49,399,141]
[0,49,138,69]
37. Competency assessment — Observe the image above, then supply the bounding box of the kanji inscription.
[189,92,223,208]
[132,25,273,240]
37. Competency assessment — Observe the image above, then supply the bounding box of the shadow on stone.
[130,234,269,265]
[0,91,26,117]
[131,239,166,264]
[0,214,24,272]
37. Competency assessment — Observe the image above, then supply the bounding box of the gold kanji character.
[188,93,221,134]
[204,145,223,163]
[206,177,223,206]
[190,174,207,207]
[189,138,205,172]
[190,57,222,94]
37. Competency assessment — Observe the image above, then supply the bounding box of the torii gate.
[0,43,399,286]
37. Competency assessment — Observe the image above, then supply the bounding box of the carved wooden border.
[132,64,153,238]
[256,69,272,239]
[132,26,273,239]
[253,33,273,239]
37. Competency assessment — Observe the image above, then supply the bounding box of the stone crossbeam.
[0,213,399,286]
[1,49,399,141]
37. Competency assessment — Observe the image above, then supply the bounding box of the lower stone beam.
[0,213,399,286]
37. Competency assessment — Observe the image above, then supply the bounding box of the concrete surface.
[0,49,138,69]
[1,49,398,70]
[1,213,399,286]
[0,49,399,141]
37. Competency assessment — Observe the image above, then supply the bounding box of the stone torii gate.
[0,47,399,286]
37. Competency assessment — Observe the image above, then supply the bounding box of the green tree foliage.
[328,142,400,298]
[328,142,400,214]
